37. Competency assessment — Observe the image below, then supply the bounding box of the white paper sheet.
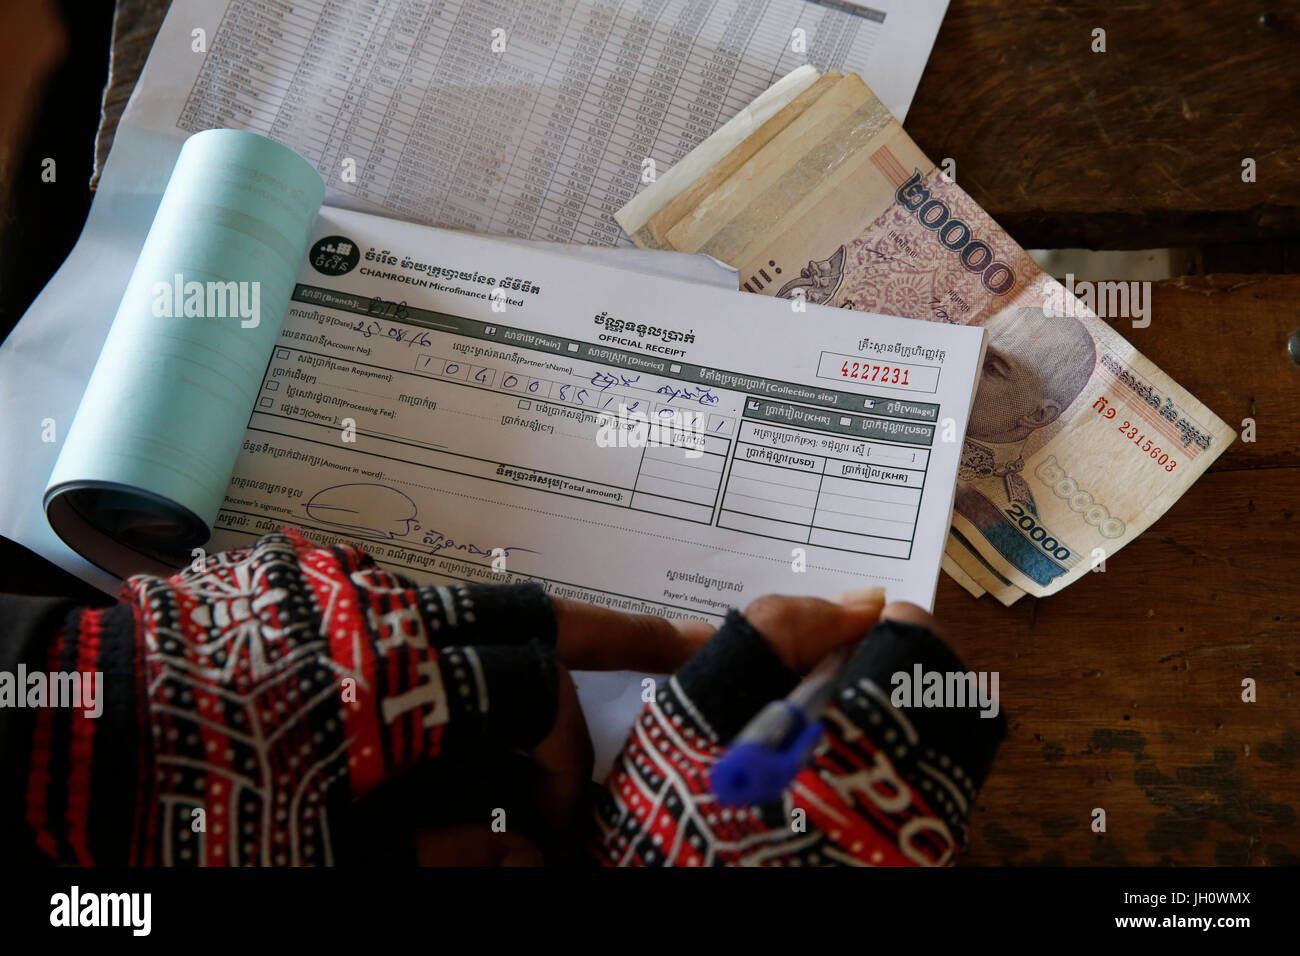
[211,204,983,615]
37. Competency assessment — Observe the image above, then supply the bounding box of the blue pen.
[711,643,856,806]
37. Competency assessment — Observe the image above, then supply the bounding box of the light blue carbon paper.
[44,129,325,576]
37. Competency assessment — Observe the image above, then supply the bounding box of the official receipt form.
[207,206,985,616]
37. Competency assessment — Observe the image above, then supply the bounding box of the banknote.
[940,552,986,599]
[947,528,1026,604]
[618,71,1235,603]
[619,64,823,248]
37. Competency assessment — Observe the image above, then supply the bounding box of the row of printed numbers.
[1117,421,1178,471]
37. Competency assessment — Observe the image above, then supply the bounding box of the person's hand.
[264,534,714,864]
[590,592,1005,866]
[24,530,712,866]
[465,596,714,837]
[737,587,887,672]
[407,592,893,864]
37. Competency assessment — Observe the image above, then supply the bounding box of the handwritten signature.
[305,483,418,538]
[590,370,641,391]
[422,530,538,559]
[656,383,719,406]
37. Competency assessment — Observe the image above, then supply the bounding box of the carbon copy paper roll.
[45,129,325,577]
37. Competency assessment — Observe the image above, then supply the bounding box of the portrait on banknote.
[955,306,1096,532]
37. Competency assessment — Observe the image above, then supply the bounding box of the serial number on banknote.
[1116,421,1179,471]
[1093,394,1180,471]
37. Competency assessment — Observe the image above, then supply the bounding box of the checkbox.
[258,397,273,408]
[840,416,851,426]
[747,400,759,410]
[485,326,497,335]
[567,343,579,352]
[670,364,681,372]
[518,400,531,410]
[276,349,289,359]
[266,381,280,391]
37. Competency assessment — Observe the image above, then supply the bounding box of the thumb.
[742,587,886,673]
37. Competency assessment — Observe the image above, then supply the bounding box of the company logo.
[310,235,360,276]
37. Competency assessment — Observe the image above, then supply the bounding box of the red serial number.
[841,361,910,386]
[1116,420,1178,471]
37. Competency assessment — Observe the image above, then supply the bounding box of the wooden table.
[947,275,1299,866]
[94,0,1300,865]
[909,1,1300,867]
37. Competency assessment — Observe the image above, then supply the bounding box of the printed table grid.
[178,0,888,245]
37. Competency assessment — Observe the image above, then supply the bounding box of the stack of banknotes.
[617,66,1235,605]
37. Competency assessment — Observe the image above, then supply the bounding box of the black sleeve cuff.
[842,617,1005,796]
[0,595,76,865]
[0,597,141,866]
[416,582,557,649]
[437,639,559,751]
[672,608,798,744]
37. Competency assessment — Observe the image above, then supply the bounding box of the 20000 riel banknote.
[620,72,1235,602]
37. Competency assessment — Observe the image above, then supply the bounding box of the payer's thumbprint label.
[310,236,360,276]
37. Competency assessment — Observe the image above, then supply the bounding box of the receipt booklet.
[45,130,986,618]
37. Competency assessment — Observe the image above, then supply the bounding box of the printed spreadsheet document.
[135,0,949,245]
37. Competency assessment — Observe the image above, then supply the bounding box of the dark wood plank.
[944,465,1300,865]
[1126,274,1300,472]
[907,1,1300,249]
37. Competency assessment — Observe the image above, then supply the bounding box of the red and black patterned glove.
[590,607,1005,866]
[5,530,563,866]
